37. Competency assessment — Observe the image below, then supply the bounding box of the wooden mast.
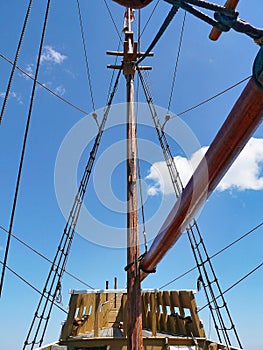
[124,9,142,350]
[107,8,152,349]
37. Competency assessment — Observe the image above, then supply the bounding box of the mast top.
[113,0,153,9]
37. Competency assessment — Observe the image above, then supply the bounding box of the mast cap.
[113,0,152,9]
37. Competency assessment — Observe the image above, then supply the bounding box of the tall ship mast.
[0,1,263,350]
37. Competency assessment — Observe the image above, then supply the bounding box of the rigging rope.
[137,154,148,252]
[134,73,148,253]
[0,225,95,290]
[106,38,122,104]
[139,0,160,40]
[199,261,263,313]
[134,12,148,253]
[77,0,96,112]
[167,11,186,113]
[0,259,67,314]
[159,220,263,289]
[23,69,122,350]
[103,0,122,41]
[0,50,250,125]
[137,4,180,65]
[0,0,51,298]
[175,76,251,118]
[0,52,94,117]
[187,222,238,347]
[138,9,141,52]
[0,0,33,124]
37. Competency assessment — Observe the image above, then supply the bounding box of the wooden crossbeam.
[209,0,240,41]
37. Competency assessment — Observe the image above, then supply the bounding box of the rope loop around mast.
[140,264,157,274]
[124,252,156,273]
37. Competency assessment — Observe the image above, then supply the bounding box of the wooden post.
[150,292,157,336]
[114,277,118,308]
[94,293,100,337]
[106,280,109,301]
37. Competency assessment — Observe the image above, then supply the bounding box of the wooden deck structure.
[55,289,241,350]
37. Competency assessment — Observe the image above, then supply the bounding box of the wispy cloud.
[24,63,34,80]
[42,82,66,96]
[40,45,67,65]
[54,85,66,96]
[146,138,263,195]
[0,91,23,104]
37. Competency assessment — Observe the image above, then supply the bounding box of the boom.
[141,48,263,278]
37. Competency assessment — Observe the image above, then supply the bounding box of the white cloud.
[146,138,263,195]
[218,137,263,191]
[146,147,208,196]
[40,45,67,65]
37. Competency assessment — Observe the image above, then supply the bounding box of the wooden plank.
[175,291,187,335]
[160,292,168,332]
[61,334,199,348]
[107,50,154,58]
[147,292,152,329]
[141,292,148,328]
[150,292,157,336]
[178,290,192,309]
[156,292,163,332]
[171,291,185,316]
[99,293,109,329]
[94,293,100,337]
[60,293,78,340]
[84,294,94,333]
[122,293,127,337]
[188,293,206,338]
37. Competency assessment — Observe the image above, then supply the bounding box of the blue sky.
[0,1,263,349]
